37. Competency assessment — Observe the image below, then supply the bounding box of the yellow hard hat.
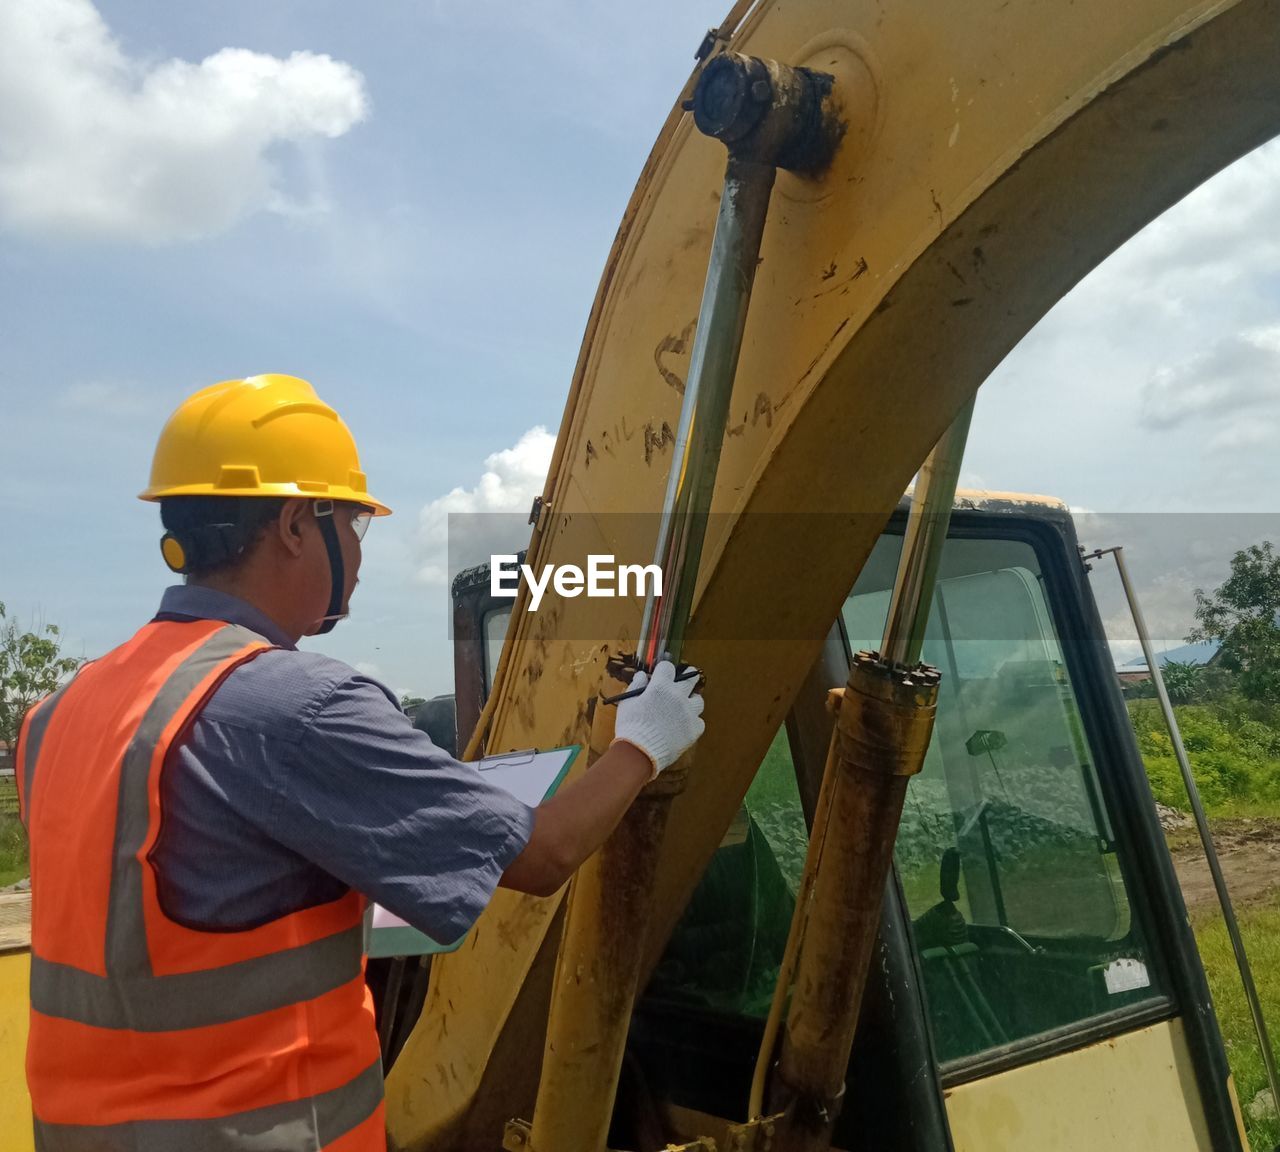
[139,374,391,515]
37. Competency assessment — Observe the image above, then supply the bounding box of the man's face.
[336,502,372,609]
[297,500,371,634]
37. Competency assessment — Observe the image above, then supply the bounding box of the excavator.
[3,0,1279,1148]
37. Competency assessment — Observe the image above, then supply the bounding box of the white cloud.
[0,0,368,244]
[1207,419,1277,455]
[1065,139,1280,332]
[1113,140,1280,293]
[416,426,555,585]
[1139,325,1280,433]
[1075,512,1280,664]
[972,136,1280,513]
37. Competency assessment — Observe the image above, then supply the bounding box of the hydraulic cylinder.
[753,401,971,1149]
[770,655,939,1151]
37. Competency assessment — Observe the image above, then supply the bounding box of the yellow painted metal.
[0,952,33,1152]
[527,689,692,1152]
[945,1018,1219,1151]
[387,0,1280,1146]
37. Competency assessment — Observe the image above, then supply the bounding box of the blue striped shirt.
[152,585,534,943]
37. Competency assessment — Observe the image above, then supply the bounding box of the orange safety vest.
[16,619,385,1151]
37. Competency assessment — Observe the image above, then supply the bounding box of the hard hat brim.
[139,482,392,517]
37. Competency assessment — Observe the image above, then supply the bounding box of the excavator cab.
[442,493,1231,1151]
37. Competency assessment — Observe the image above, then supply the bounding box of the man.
[17,374,704,1151]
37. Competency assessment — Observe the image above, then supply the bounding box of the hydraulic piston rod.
[636,52,843,669]
[524,51,845,1152]
[881,397,975,668]
[634,153,772,669]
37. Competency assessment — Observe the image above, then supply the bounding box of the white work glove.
[614,660,705,776]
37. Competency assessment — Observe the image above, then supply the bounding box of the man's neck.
[188,575,306,644]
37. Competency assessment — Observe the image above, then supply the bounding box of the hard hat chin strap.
[313,501,346,635]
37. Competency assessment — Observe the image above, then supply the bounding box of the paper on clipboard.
[472,744,580,805]
[368,744,580,958]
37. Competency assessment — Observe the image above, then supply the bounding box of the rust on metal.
[502,1118,532,1151]
[664,1139,720,1152]
[832,651,940,776]
[692,53,845,175]
[725,1113,784,1152]
[769,652,939,1151]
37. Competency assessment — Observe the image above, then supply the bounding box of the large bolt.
[691,52,844,174]
[693,53,771,145]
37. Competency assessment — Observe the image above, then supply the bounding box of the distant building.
[1115,640,1221,685]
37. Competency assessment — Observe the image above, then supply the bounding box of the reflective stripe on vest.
[32,1061,385,1152]
[25,621,384,1151]
[15,683,72,829]
[30,926,363,1030]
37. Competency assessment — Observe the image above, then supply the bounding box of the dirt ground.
[1169,818,1280,915]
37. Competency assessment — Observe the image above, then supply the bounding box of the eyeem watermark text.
[491,554,662,611]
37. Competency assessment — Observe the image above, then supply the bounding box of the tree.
[0,603,83,750]
[1189,542,1280,702]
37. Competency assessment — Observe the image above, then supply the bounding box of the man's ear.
[276,499,311,559]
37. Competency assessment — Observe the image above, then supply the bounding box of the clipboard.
[367,744,581,959]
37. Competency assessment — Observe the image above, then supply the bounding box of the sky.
[1,0,1279,699]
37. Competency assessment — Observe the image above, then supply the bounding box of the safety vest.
[17,619,385,1151]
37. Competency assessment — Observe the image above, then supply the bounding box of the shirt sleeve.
[270,673,535,944]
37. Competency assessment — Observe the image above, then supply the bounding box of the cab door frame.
[826,504,1241,1150]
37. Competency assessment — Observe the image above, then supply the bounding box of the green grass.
[0,779,28,887]
[1128,697,1280,1146]
[744,726,800,810]
[1192,894,1280,1151]
[0,813,27,888]
[743,727,810,893]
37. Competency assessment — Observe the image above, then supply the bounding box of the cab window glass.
[483,607,512,693]
[843,533,1160,1065]
[646,727,801,1018]
[646,529,1164,1071]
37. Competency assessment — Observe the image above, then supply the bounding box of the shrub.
[1129,697,1280,814]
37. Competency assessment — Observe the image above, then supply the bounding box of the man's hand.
[500,662,706,896]
[613,660,705,776]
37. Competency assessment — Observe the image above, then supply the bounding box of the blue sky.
[3,0,1280,697]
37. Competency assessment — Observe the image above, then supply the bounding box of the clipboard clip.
[477,748,537,769]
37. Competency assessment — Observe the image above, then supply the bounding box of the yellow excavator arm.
[386,0,1280,1148]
